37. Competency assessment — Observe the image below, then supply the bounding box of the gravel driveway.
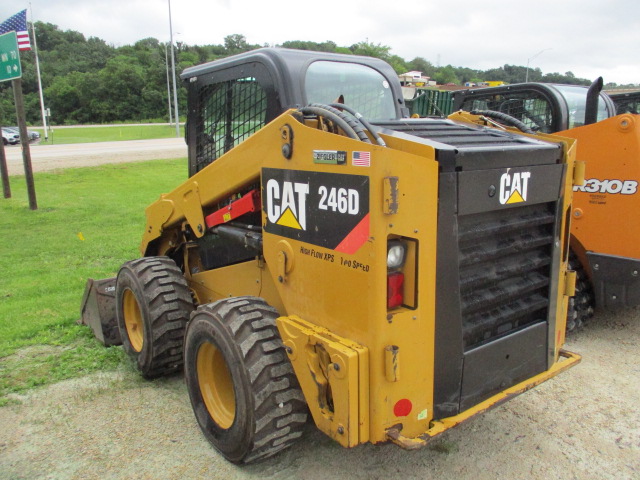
[1,308,638,480]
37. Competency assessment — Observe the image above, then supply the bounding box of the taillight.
[387,240,407,309]
[387,272,404,309]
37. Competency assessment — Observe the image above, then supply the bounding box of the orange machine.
[453,80,640,329]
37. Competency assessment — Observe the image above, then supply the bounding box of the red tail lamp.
[387,272,404,309]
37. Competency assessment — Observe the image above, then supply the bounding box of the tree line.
[0,23,634,126]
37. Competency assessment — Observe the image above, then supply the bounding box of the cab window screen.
[613,95,640,115]
[460,91,556,133]
[195,78,267,173]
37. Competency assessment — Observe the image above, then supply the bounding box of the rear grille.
[458,203,555,350]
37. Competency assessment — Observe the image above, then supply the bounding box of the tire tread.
[117,256,193,378]
[567,253,595,332]
[190,296,308,463]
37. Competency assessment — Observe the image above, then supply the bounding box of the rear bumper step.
[386,349,581,449]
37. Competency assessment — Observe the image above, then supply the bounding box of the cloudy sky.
[3,0,639,85]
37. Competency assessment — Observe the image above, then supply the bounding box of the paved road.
[3,138,187,176]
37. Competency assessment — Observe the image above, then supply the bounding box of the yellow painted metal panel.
[277,315,368,447]
[257,115,440,443]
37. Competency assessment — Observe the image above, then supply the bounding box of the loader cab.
[452,82,616,133]
[608,90,640,115]
[182,48,406,177]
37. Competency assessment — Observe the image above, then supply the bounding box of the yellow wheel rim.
[197,341,236,429]
[123,289,144,352]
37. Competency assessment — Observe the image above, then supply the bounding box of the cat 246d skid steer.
[81,48,581,464]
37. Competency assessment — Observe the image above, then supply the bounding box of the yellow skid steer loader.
[81,48,581,463]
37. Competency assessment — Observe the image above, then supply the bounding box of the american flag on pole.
[352,151,371,167]
[0,10,31,51]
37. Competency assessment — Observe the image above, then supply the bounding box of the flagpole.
[29,4,48,140]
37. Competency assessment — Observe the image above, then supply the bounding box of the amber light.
[387,272,404,309]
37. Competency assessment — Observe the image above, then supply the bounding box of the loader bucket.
[79,277,122,346]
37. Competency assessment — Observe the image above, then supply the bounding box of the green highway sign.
[0,31,22,82]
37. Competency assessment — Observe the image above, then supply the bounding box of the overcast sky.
[3,0,639,85]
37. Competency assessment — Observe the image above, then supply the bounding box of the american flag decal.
[352,151,371,167]
[0,10,31,52]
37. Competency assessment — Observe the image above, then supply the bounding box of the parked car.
[5,127,40,142]
[2,127,20,145]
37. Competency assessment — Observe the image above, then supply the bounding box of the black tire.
[184,296,308,464]
[566,253,595,332]
[115,256,194,378]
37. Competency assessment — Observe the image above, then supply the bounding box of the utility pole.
[13,78,37,209]
[168,0,180,137]
[0,125,10,198]
[165,43,173,126]
[0,31,36,208]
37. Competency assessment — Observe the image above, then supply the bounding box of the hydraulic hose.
[308,103,371,143]
[298,105,360,141]
[470,110,535,134]
[329,103,386,147]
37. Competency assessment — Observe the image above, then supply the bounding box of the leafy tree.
[542,71,590,85]
[387,55,409,74]
[349,41,391,60]
[434,65,460,85]
[3,22,632,126]
[281,40,337,52]
[224,34,250,54]
[407,57,436,77]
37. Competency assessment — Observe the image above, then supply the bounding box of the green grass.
[32,124,185,145]
[0,158,187,404]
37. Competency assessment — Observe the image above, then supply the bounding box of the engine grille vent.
[458,202,555,350]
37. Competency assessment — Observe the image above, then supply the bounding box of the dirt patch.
[1,308,639,480]
[1,345,64,362]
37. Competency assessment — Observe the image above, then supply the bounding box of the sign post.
[0,31,37,209]
[0,132,9,198]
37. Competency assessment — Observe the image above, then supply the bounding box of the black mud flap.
[79,277,122,346]
[587,252,640,310]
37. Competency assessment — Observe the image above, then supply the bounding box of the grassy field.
[31,124,185,145]
[0,158,187,405]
